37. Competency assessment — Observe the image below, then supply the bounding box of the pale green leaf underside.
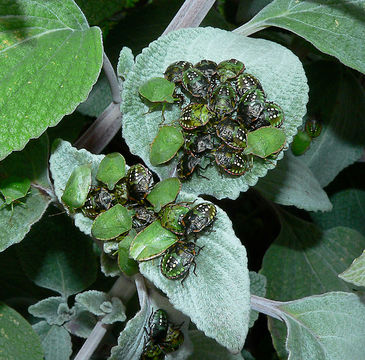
[339,249,365,287]
[280,292,365,360]
[33,321,72,360]
[139,192,250,354]
[248,272,266,328]
[0,302,43,360]
[49,139,104,235]
[121,27,308,200]
[255,151,332,212]
[28,296,68,326]
[0,0,103,160]
[235,0,365,74]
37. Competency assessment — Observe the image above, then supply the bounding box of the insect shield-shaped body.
[260,102,284,128]
[131,206,157,233]
[139,77,176,106]
[160,242,199,282]
[162,325,185,353]
[181,202,217,236]
[140,343,164,360]
[216,58,245,82]
[164,61,193,84]
[179,103,214,130]
[81,186,116,219]
[305,117,322,138]
[194,59,218,82]
[184,132,214,155]
[182,67,210,98]
[176,152,201,180]
[209,82,236,117]
[159,203,191,236]
[216,118,246,150]
[237,88,266,130]
[127,164,154,202]
[236,73,263,98]
[113,177,129,205]
[214,145,250,176]
[148,309,169,344]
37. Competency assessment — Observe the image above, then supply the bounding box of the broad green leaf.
[118,229,139,276]
[63,303,97,338]
[33,321,72,360]
[249,272,267,328]
[235,0,365,74]
[188,330,244,360]
[255,151,332,211]
[241,350,255,360]
[49,139,104,235]
[96,152,126,190]
[75,290,126,324]
[279,292,365,360]
[150,126,184,166]
[0,302,43,360]
[121,27,308,199]
[291,130,311,156]
[130,220,178,261]
[139,192,250,353]
[77,75,112,117]
[117,46,135,81]
[91,204,132,240]
[28,297,73,326]
[0,0,103,160]
[262,211,365,358]
[311,189,365,236]
[236,0,273,24]
[339,250,365,287]
[147,178,181,212]
[300,61,365,187]
[0,176,31,204]
[17,209,97,297]
[61,164,91,209]
[0,135,52,252]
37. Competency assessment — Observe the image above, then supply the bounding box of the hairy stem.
[103,52,122,104]
[250,295,284,321]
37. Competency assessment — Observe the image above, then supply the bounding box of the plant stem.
[103,52,122,104]
[162,0,216,35]
[250,295,284,321]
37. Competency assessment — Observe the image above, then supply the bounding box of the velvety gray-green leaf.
[139,192,250,353]
[28,297,73,326]
[249,272,267,328]
[188,330,244,360]
[300,62,365,187]
[101,252,121,277]
[255,151,332,211]
[262,211,365,359]
[0,302,43,360]
[63,303,97,339]
[339,249,365,287]
[311,189,365,236]
[117,46,135,81]
[96,152,126,190]
[33,321,72,360]
[49,139,104,235]
[121,27,308,199]
[17,210,97,297]
[279,292,365,360]
[0,0,103,160]
[235,0,365,74]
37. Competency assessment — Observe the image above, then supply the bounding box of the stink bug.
[181,202,217,236]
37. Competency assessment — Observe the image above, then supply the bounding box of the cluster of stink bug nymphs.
[141,309,184,360]
[62,157,216,285]
[147,59,286,180]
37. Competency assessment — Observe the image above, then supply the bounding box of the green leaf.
[49,139,104,235]
[91,204,132,240]
[311,189,365,236]
[300,61,365,187]
[117,46,135,81]
[249,272,267,328]
[121,27,308,199]
[279,292,365,360]
[118,229,139,276]
[262,211,365,358]
[17,209,97,297]
[291,130,311,156]
[235,0,365,74]
[339,249,365,287]
[61,164,91,209]
[63,303,97,338]
[0,0,103,160]
[0,176,31,205]
[77,74,112,117]
[188,330,245,360]
[150,126,184,166]
[33,321,72,360]
[147,178,181,212]
[28,297,73,326]
[0,302,43,360]
[255,151,332,212]
[139,192,250,353]
[130,220,178,261]
[96,152,126,190]
[75,290,126,324]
